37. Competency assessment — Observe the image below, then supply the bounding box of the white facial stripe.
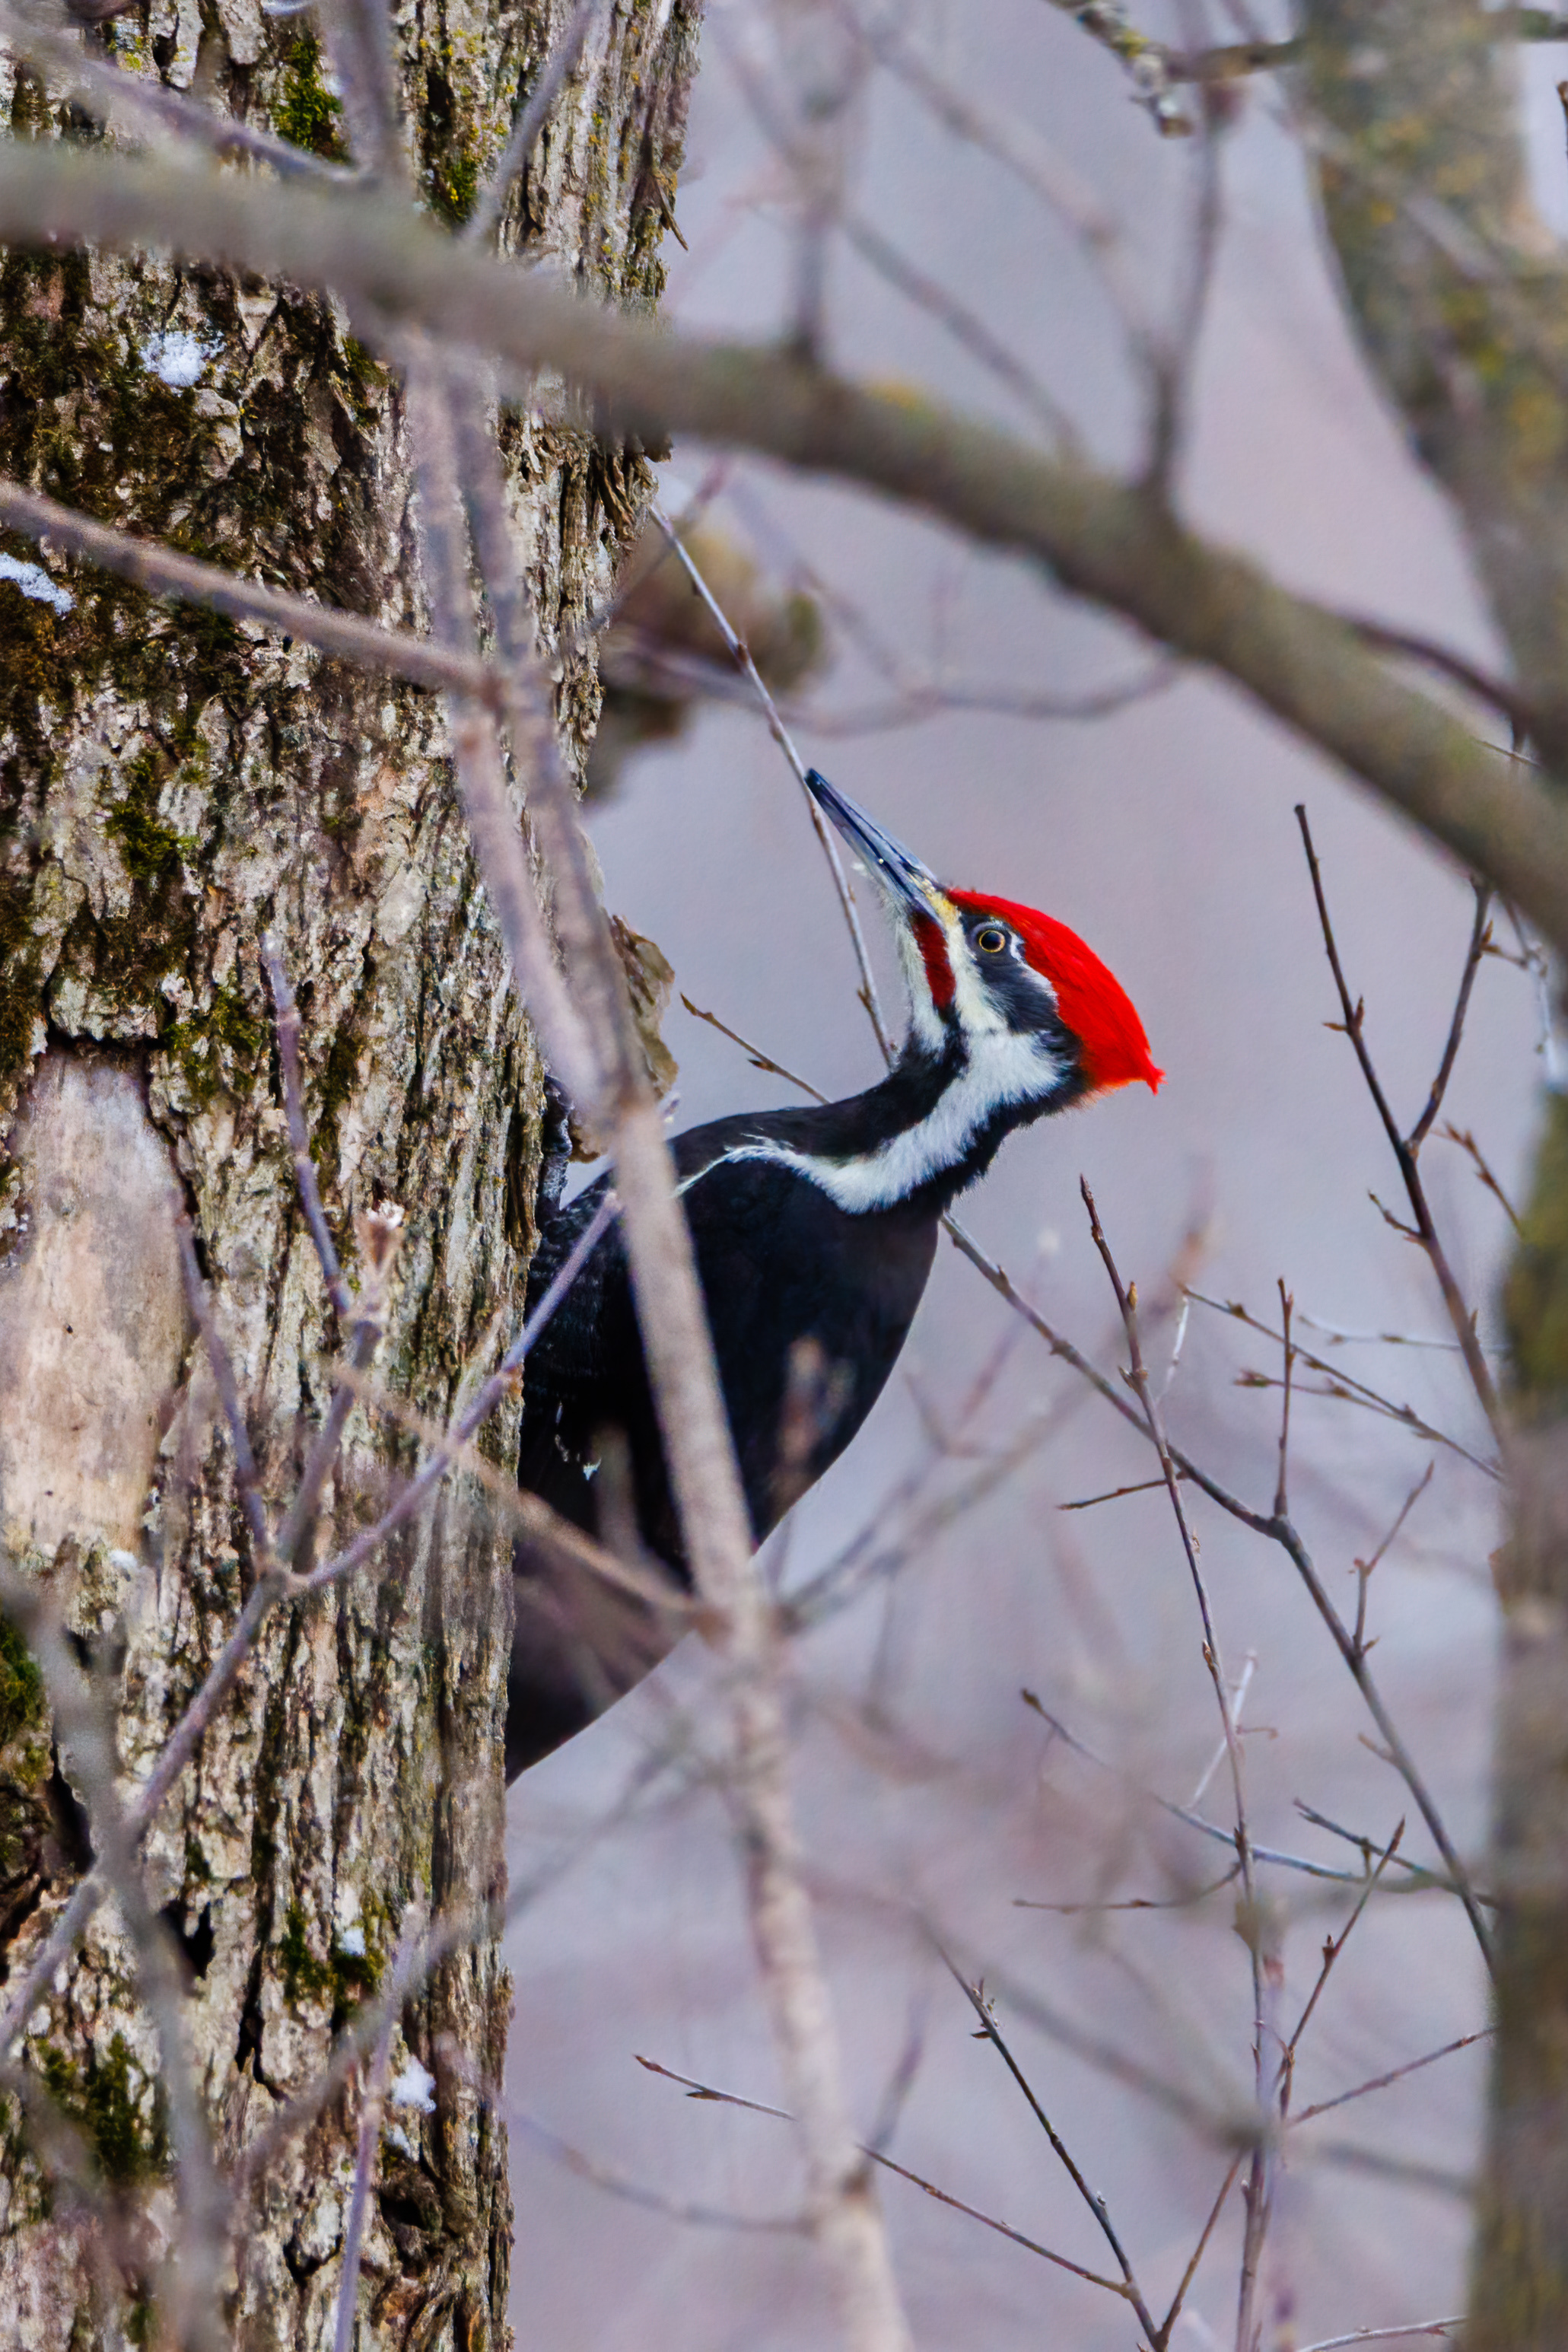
[701,1029,1067,1214]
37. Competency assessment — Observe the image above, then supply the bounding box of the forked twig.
[946,1965,1162,2344]
[1295,806,1498,1431]
[633,2054,1130,2293]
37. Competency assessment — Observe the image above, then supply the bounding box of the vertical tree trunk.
[1299,4,1568,2338]
[0,0,698,2340]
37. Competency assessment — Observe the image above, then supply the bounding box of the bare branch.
[331,1974,398,2352]
[649,503,895,1060]
[1293,2325,1461,2352]
[0,146,1561,955]
[1290,2029,1493,2129]
[0,476,503,706]
[948,1965,1162,2343]
[1296,806,1500,1429]
[260,940,353,1321]
[634,2054,1134,2297]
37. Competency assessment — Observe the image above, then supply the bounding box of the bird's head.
[805,769,1162,1112]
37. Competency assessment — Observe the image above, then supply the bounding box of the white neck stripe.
[686,1031,1066,1214]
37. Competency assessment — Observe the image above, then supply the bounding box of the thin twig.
[1025,1690,1453,1895]
[648,502,895,1062]
[1274,1283,1295,1519]
[632,2054,1133,2294]
[1290,2029,1493,2128]
[679,994,828,1101]
[0,476,503,706]
[331,1978,399,2352]
[1439,1122,1522,1232]
[950,1221,1493,1965]
[1293,2325,1460,2352]
[1159,2152,1245,2346]
[947,1965,1162,2344]
[840,208,1075,445]
[1353,1465,1433,1661]
[1296,807,1498,1430]
[1283,1826,1405,2083]
[261,940,352,1319]
[1187,1291,1496,1478]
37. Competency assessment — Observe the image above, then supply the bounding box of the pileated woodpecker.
[506,769,1161,1778]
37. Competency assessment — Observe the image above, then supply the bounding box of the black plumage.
[505,770,1160,1779]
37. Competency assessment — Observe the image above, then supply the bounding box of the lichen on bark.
[0,0,701,2340]
[1302,4,1568,2338]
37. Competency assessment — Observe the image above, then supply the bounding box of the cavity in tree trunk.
[0,0,698,2339]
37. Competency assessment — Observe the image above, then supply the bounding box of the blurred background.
[503,3,1554,2340]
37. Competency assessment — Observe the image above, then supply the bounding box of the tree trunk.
[0,0,698,2340]
[1300,4,1568,2338]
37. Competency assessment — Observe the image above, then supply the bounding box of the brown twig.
[1283,1825,1406,2086]
[679,995,829,1101]
[1274,1282,1296,1519]
[1293,2325,1461,2351]
[633,2054,1133,2293]
[1290,2028,1493,2129]
[331,1965,399,2352]
[1188,1290,1496,1478]
[1353,1465,1433,1661]
[1058,1471,1189,1509]
[1295,807,1498,1430]
[948,1965,1162,2340]
[0,475,503,706]
[1159,2152,1245,2346]
[648,503,895,1062]
[1440,1121,1522,1232]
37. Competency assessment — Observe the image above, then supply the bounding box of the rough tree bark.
[1301,3,1568,2341]
[0,0,698,2341]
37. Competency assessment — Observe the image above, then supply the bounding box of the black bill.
[803,769,943,919]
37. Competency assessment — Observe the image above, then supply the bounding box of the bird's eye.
[975,925,1010,955]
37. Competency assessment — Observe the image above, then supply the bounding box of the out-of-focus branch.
[0,476,503,706]
[0,147,1562,950]
[0,1565,227,2352]
[635,2054,1134,2296]
[404,364,914,2352]
[649,506,893,1059]
[0,0,356,182]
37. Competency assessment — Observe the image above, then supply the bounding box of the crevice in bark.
[43,1749,93,1879]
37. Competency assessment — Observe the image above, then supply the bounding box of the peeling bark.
[0,0,700,2341]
